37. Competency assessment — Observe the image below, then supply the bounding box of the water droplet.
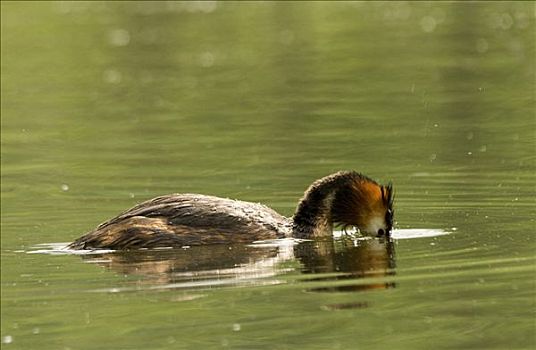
[199,52,214,67]
[32,327,40,335]
[108,29,130,47]
[2,336,13,344]
[61,184,69,192]
[103,69,122,84]
[232,323,241,331]
[500,13,513,30]
[420,16,437,33]
[514,11,529,29]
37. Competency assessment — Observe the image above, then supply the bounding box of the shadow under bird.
[68,171,394,250]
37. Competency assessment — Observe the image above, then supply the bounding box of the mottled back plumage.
[69,194,292,249]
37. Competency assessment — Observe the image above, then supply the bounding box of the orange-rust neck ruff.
[293,171,393,238]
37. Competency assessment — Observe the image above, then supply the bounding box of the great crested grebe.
[68,171,394,250]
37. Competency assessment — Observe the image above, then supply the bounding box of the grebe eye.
[378,229,385,236]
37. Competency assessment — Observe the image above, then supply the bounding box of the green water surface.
[1,2,535,349]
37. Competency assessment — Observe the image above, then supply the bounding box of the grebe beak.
[376,228,392,238]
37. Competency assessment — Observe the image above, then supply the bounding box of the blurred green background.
[1,2,534,349]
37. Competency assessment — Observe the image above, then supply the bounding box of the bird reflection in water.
[80,236,396,295]
[81,244,289,289]
[295,237,396,311]
[295,237,396,292]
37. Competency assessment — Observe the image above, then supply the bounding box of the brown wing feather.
[70,194,291,250]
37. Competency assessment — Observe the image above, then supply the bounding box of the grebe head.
[293,171,394,238]
[331,175,394,237]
